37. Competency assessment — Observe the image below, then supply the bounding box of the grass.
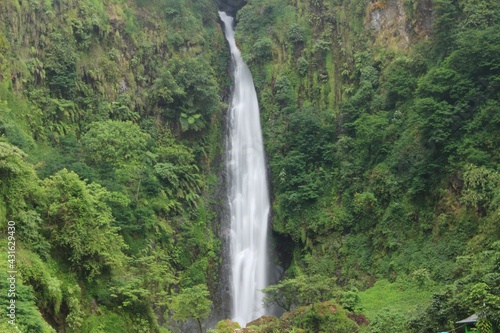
[358,278,440,321]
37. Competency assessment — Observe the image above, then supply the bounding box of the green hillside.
[0,0,499,332]
[230,0,499,332]
[0,0,227,332]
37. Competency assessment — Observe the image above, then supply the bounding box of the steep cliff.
[0,0,498,332]
[0,0,229,332]
[224,0,500,332]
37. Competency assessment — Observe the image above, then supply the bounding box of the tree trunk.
[197,318,203,333]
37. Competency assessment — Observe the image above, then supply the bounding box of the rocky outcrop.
[219,0,247,16]
[214,302,361,332]
[368,0,411,48]
[367,0,433,49]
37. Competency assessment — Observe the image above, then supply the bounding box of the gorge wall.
[0,0,498,332]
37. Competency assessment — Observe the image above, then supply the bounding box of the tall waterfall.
[219,12,271,326]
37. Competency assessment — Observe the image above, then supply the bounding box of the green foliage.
[291,302,358,333]
[81,120,150,166]
[370,308,407,333]
[44,32,78,98]
[155,56,221,131]
[410,242,500,332]
[0,0,224,331]
[0,249,56,333]
[220,301,358,333]
[169,284,212,333]
[339,288,362,313]
[180,112,205,132]
[214,320,241,333]
[16,210,51,257]
[432,0,460,53]
[152,67,184,107]
[263,275,337,311]
[359,278,437,325]
[0,100,36,150]
[459,0,500,28]
[81,310,131,333]
[236,0,500,331]
[0,141,36,221]
[38,169,127,279]
[251,37,273,62]
[383,56,416,106]
[293,304,345,332]
[17,249,63,315]
[460,164,500,214]
[236,0,289,37]
[272,110,333,213]
[288,23,305,44]
[0,0,499,331]
[297,57,309,77]
[154,140,203,208]
[274,75,296,108]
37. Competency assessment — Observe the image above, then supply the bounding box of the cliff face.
[0,0,499,332]
[368,0,433,49]
[219,0,247,15]
[227,0,500,332]
[0,0,230,332]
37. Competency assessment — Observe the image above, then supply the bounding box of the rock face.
[368,0,411,48]
[367,0,433,49]
[219,0,247,16]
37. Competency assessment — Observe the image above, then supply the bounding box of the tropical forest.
[0,0,498,332]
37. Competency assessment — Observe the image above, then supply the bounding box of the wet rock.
[219,0,247,16]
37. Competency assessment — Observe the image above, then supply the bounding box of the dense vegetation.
[224,0,500,332]
[1,0,499,332]
[0,0,228,332]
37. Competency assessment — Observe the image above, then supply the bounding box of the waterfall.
[219,12,271,326]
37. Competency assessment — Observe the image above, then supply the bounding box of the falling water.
[219,12,271,326]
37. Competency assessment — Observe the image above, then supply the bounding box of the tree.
[38,169,127,279]
[370,308,408,333]
[272,110,333,211]
[460,164,500,215]
[432,0,460,53]
[0,141,36,221]
[81,120,150,167]
[169,284,212,333]
[383,57,416,106]
[151,68,184,107]
[155,56,221,132]
[154,140,202,209]
[459,0,500,28]
[263,275,337,311]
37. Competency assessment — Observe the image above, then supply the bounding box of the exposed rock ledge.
[219,0,247,16]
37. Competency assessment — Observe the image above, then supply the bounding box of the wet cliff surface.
[219,0,247,16]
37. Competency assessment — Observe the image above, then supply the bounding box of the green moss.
[215,319,241,333]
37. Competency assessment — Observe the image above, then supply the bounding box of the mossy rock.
[215,319,240,333]
[232,302,357,333]
[245,315,281,332]
[247,315,279,328]
[266,302,358,333]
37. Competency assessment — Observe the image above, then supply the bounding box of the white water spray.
[219,12,271,326]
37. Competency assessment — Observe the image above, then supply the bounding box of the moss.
[215,319,241,333]
[238,302,358,333]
